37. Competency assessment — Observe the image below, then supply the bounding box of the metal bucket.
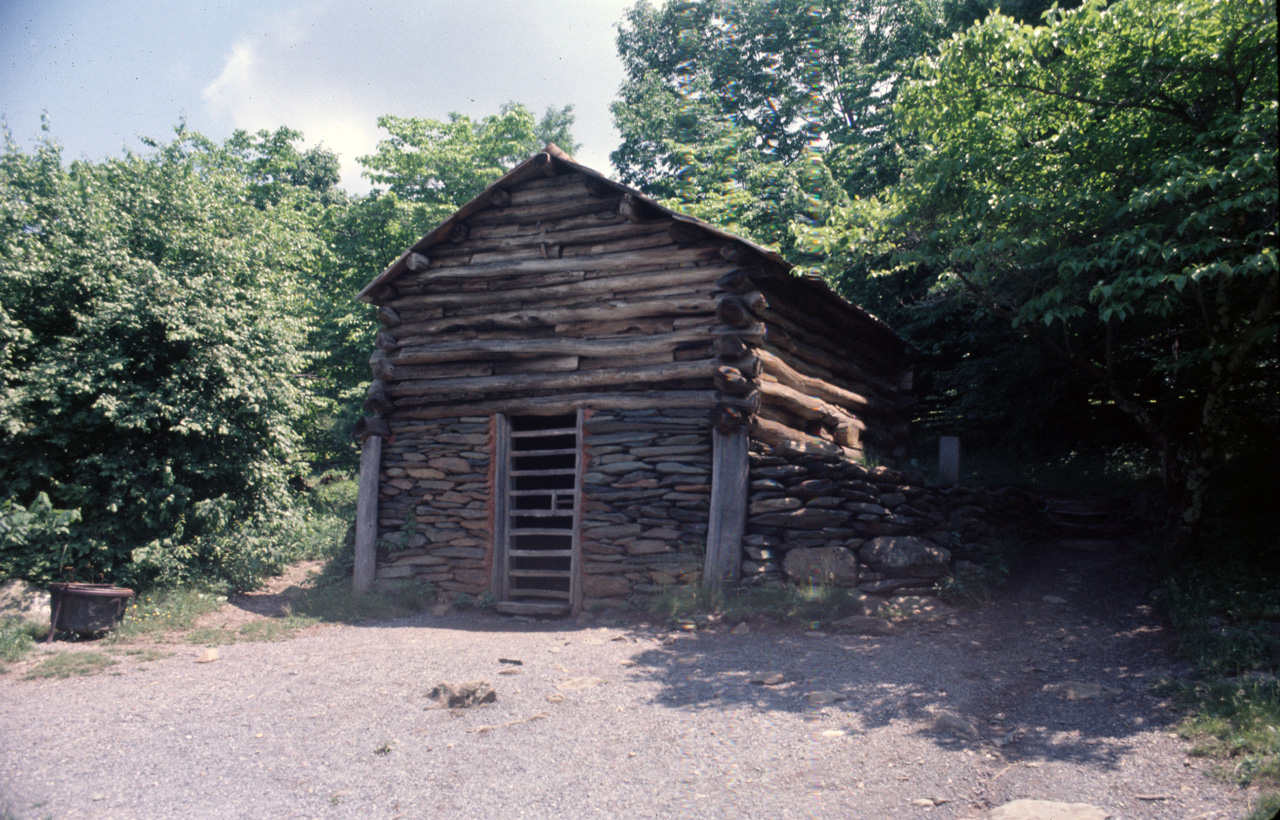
[47,583,135,638]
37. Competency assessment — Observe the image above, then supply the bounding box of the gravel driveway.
[0,541,1252,820]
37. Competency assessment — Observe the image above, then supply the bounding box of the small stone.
[430,604,454,618]
[932,711,978,738]
[748,672,786,686]
[1043,681,1121,700]
[731,622,751,635]
[195,649,219,664]
[832,615,895,636]
[806,690,846,705]
[428,681,496,708]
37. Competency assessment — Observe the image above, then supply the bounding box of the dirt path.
[0,539,1255,820]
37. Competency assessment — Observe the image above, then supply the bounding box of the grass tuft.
[23,651,117,680]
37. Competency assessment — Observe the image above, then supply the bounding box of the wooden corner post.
[703,427,748,589]
[353,434,383,595]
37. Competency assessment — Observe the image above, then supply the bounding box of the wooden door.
[493,412,581,616]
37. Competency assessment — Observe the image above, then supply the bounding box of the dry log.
[392,267,725,311]
[716,295,757,329]
[395,390,718,421]
[711,321,766,342]
[489,188,511,207]
[392,327,715,365]
[709,403,749,431]
[466,195,619,227]
[388,359,716,400]
[385,296,714,340]
[403,243,721,284]
[367,284,398,305]
[374,329,398,352]
[731,354,763,378]
[762,323,897,396]
[370,350,395,381]
[717,389,761,415]
[352,416,391,440]
[719,244,750,263]
[456,219,666,255]
[583,175,615,198]
[757,379,867,432]
[377,306,401,328]
[715,268,759,293]
[704,426,748,589]
[618,193,662,223]
[405,252,431,272]
[755,348,876,413]
[448,222,469,243]
[364,381,394,415]
[714,366,755,396]
[749,415,858,459]
[711,334,753,361]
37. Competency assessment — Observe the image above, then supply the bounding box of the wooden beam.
[387,359,716,401]
[392,266,726,310]
[756,348,876,413]
[401,243,720,283]
[394,390,718,421]
[385,296,714,339]
[704,427,747,590]
[353,434,382,595]
[391,327,716,365]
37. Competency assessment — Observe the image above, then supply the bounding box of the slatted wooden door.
[493,412,581,616]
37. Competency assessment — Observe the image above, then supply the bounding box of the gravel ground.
[0,540,1254,820]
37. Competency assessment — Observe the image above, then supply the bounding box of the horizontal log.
[711,334,754,361]
[448,222,469,242]
[714,366,755,396]
[374,329,398,352]
[391,327,716,365]
[370,350,395,381]
[384,296,714,339]
[489,188,511,207]
[377,306,401,328]
[392,266,726,310]
[715,268,759,293]
[457,217,665,254]
[364,382,394,415]
[403,243,721,284]
[467,195,621,227]
[394,390,718,421]
[716,294,757,329]
[711,321,766,342]
[755,348,876,413]
[762,322,897,396]
[405,252,431,272]
[367,284,398,306]
[384,361,494,382]
[757,379,867,433]
[749,415,859,459]
[718,389,761,415]
[387,359,716,402]
[352,416,391,440]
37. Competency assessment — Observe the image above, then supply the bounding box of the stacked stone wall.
[579,408,712,609]
[375,417,492,595]
[745,443,1040,596]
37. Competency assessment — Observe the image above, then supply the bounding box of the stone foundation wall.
[375,417,493,595]
[745,442,1039,596]
[579,408,712,609]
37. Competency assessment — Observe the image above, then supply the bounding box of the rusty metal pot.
[47,583,135,639]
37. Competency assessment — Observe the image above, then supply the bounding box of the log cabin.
[352,145,911,615]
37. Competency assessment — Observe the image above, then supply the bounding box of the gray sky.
[0,0,639,193]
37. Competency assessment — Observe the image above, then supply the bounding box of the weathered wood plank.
[354,435,382,595]
[392,267,725,310]
[405,243,722,283]
[391,328,717,365]
[394,390,718,421]
[387,359,716,401]
[704,427,747,589]
[385,296,714,339]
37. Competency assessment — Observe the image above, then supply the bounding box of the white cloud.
[200,0,632,193]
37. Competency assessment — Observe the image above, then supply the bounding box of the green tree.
[0,126,322,582]
[874,0,1277,549]
[358,102,578,223]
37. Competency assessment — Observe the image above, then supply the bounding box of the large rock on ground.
[859,536,952,579]
[985,800,1109,820]
[782,546,859,587]
[0,580,51,624]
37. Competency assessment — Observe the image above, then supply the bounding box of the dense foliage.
[0,102,577,589]
[614,0,1278,551]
